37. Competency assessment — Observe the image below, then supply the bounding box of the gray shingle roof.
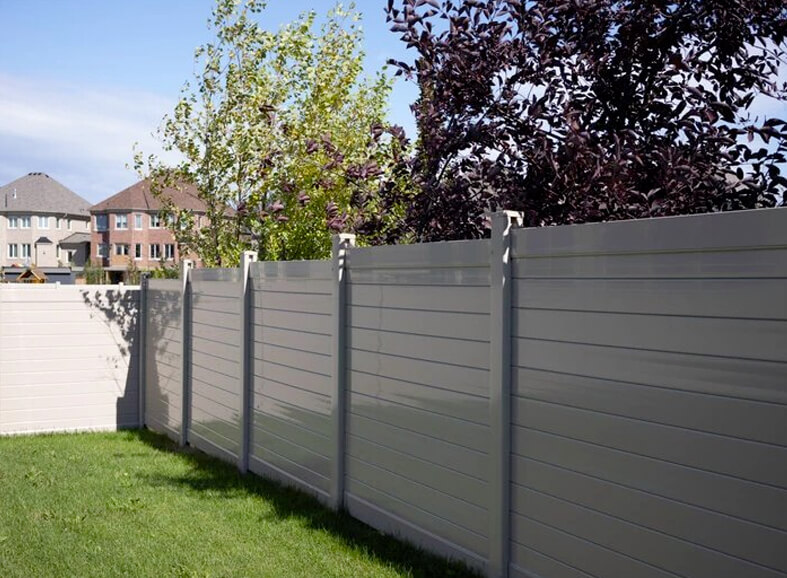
[59,232,91,245]
[0,173,91,216]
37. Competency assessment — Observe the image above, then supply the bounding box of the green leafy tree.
[137,0,406,265]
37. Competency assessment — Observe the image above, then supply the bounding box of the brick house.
[90,179,207,283]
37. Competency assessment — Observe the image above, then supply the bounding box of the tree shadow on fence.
[130,428,479,578]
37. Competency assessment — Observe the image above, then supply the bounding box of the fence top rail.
[0,284,140,292]
[250,259,331,280]
[512,207,787,259]
[190,268,242,283]
[148,279,181,292]
[348,238,491,271]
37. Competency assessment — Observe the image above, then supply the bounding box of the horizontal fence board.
[253,291,331,316]
[347,434,488,509]
[251,259,331,280]
[511,513,676,578]
[253,379,330,415]
[349,391,489,455]
[254,326,330,357]
[253,398,331,438]
[191,321,240,348]
[349,328,489,371]
[350,370,488,425]
[348,412,488,481]
[252,413,330,458]
[515,308,787,363]
[513,338,787,404]
[190,268,241,283]
[191,352,239,381]
[512,427,787,532]
[514,277,787,320]
[191,293,240,314]
[252,427,331,479]
[348,284,489,314]
[347,456,488,539]
[251,277,332,295]
[514,367,787,447]
[256,361,331,395]
[512,485,781,578]
[347,266,490,287]
[512,248,787,279]
[347,305,490,342]
[515,397,787,486]
[510,544,594,578]
[512,456,787,572]
[346,478,488,559]
[350,349,489,399]
[250,448,329,495]
[254,308,331,336]
[191,377,239,410]
[257,342,331,376]
[348,238,490,270]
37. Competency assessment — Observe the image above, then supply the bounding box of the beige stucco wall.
[1,213,91,267]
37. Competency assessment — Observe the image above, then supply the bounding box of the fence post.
[330,233,355,510]
[179,259,194,447]
[138,274,149,428]
[489,211,523,578]
[239,251,258,473]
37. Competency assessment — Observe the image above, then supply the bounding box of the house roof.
[91,178,206,213]
[60,232,91,245]
[0,173,91,216]
[35,236,53,244]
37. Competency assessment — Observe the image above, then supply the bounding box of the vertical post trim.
[179,259,193,447]
[330,233,355,510]
[489,211,523,578]
[138,274,148,428]
[239,251,258,473]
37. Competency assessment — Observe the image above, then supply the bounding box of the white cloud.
[0,73,181,203]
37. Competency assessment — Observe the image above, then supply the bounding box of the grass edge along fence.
[87,208,787,578]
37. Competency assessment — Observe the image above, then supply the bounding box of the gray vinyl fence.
[0,284,140,434]
[142,208,787,578]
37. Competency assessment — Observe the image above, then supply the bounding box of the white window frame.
[95,215,108,232]
[8,216,17,229]
[20,216,31,229]
[115,214,128,230]
[164,244,175,260]
[134,243,142,260]
[149,244,161,259]
[21,244,31,258]
[56,218,62,229]
[149,214,161,229]
[115,243,129,256]
[7,244,18,258]
[97,243,108,258]
[66,249,75,263]
[38,216,49,229]
[68,219,73,231]
[134,214,143,230]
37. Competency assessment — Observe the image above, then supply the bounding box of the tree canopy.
[355,0,787,242]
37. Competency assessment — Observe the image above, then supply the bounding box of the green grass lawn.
[0,430,478,578]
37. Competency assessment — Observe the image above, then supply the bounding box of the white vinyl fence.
[0,284,139,434]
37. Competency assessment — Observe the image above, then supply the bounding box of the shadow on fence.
[130,428,480,578]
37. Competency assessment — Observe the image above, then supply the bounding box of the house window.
[21,244,31,258]
[150,214,161,229]
[38,216,49,229]
[68,219,72,231]
[134,244,142,260]
[164,244,175,260]
[66,250,75,263]
[115,244,129,256]
[134,214,143,230]
[56,218,62,229]
[8,216,17,229]
[149,244,161,259]
[115,214,128,230]
[20,216,31,229]
[95,215,108,231]
[97,244,109,258]
[7,244,18,258]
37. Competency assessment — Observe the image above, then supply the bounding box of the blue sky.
[0,0,416,203]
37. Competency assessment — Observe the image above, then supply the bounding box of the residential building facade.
[90,179,206,283]
[0,173,92,269]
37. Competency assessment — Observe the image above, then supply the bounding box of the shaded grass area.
[0,430,478,578]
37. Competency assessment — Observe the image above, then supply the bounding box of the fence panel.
[189,268,242,462]
[145,278,182,441]
[509,209,787,578]
[248,260,334,501]
[0,284,139,434]
[344,240,492,568]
